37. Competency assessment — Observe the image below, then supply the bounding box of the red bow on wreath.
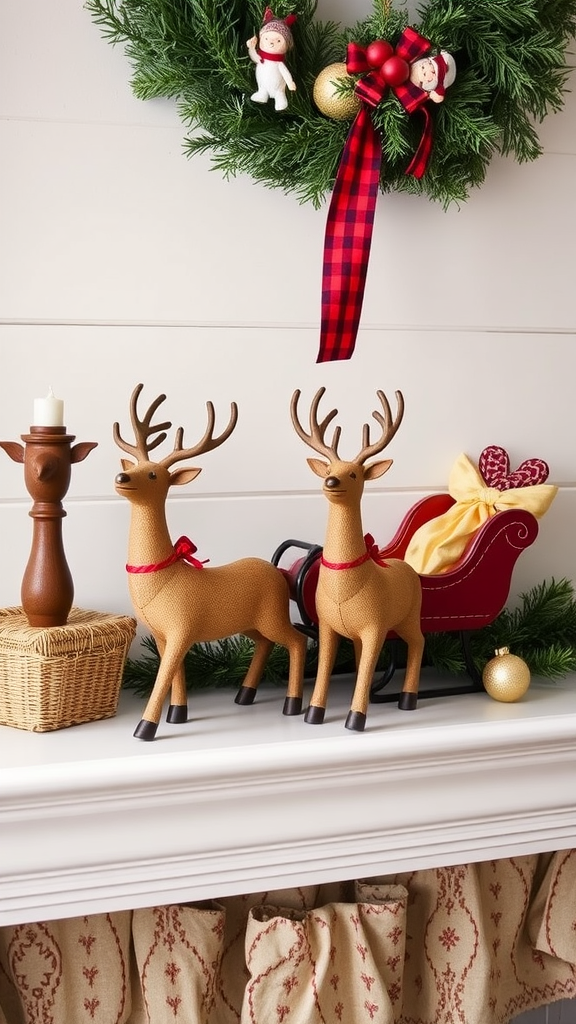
[318,28,443,364]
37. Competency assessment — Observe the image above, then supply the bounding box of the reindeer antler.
[114,384,239,467]
[159,400,238,469]
[291,388,404,465]
[290,387,342,460]
[353,390,404,465]
[113,384,172,461]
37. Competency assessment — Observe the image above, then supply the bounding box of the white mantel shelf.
[2,672,576,926]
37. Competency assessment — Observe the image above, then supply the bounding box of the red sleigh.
[272,493,539,701]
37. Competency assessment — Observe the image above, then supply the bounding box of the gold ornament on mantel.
[482,647,531,703]
[313,63,361,120]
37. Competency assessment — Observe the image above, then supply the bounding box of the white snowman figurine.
[247,8,297,112]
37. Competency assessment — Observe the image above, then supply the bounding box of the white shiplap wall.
[1,0,575,631]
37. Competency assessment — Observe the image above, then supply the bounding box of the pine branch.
[123,579,576,696]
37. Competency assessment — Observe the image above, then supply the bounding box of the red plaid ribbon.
[317,28,433,364]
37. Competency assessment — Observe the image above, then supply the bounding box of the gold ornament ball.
[313,63,361,120]
[482,647,531,703]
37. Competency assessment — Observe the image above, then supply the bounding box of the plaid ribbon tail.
[405,105,433,178]
[317,106,382,363]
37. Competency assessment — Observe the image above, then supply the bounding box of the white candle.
[33,386,64,427]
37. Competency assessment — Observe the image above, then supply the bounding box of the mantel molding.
[2,676,576,925]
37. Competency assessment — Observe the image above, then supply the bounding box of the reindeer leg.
[154,637,188,725]
[166,660,189,724]
[134,645,187,740]
[282,627,307,715]
[346,634,384,732]
[395,614,425,712]
[270,623,307,716]
[305,624,340,725]
[234,631,274,706]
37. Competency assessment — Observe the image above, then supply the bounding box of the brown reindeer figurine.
[290,387,424,731]
[114,384,307,740]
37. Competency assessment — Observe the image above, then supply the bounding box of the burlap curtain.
[1,852,575,1024]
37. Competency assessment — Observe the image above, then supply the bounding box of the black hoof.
[166,704,188,724]
[304,704,325,725]
[345,710,366,732]
[235,685,257,706]
[283,696,303,716]
[398,692,418,711]
[134,719,158,741]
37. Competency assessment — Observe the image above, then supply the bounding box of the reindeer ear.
[364,458,393,481]
[307,457,330,478]
[169,466,202,487]
[121,458,135,471]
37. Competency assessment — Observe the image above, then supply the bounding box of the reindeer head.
[290,387,404,505]
[113,384,238,509]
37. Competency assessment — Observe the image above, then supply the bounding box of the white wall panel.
[3,120,576,328]
[1,0,575,629]
[0,0,178,127]
[0,325,573,491]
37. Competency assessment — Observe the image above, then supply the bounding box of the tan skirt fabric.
[1,853,575,1024]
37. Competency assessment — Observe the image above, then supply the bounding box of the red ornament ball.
[365,39,394,69]
[381,55,409,86]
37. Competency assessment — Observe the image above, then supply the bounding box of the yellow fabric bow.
[403,452,558,576]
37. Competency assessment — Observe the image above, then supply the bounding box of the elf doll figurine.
[247,8,297,111]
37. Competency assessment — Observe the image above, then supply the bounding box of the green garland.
[122,577,576,696]
[86,0,576,208]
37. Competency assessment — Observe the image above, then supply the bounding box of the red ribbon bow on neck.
[320,533,389,570]
[317,27,436,364]
[126,536,209,574]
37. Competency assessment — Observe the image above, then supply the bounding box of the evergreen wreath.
[86,0,576,209]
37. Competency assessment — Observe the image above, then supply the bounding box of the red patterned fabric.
[479,445,550,490]
[0,913,131,1024]
[317,29,433,364]
[243,892,407,1023]
[317,104,382,364]
[1,855,576,1023]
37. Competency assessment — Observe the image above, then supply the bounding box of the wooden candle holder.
[0,425,97,627]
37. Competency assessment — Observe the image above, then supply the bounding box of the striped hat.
[260,7,297,49]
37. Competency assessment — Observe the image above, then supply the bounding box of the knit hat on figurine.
[259,7,297,49]
[429,51,456,95]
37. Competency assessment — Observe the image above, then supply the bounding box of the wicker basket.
[0,607,137,732]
